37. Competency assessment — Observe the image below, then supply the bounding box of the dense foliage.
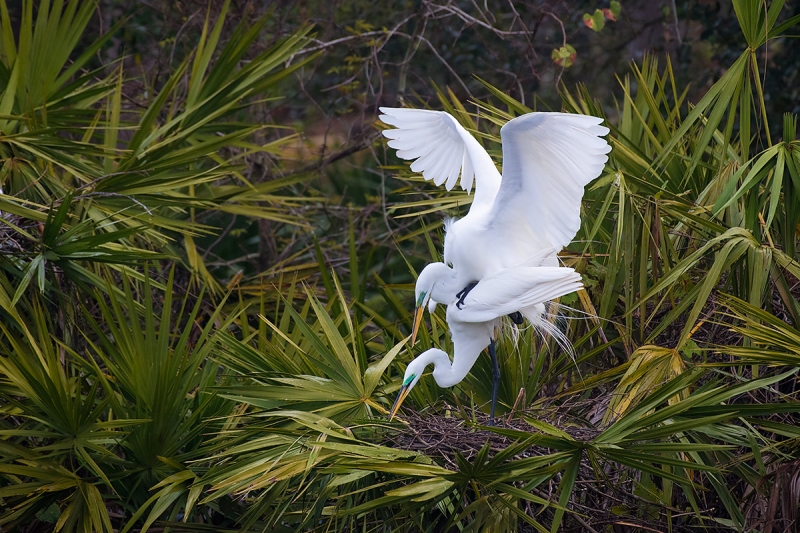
[2,0,800,531]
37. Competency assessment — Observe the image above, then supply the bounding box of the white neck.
[413,348,474,388]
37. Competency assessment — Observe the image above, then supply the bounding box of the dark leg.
[488,338,500,425]
[508,311,523,325]
[455,282,478,309]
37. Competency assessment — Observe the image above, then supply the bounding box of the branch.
[287,131,384,178]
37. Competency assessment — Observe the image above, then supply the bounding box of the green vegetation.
[2,0,800,531]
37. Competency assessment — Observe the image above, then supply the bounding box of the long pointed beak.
[390,384,412,420]
[411,305,425,345]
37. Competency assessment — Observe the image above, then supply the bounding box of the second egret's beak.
[411,304,425,345]
[390,384,412,420]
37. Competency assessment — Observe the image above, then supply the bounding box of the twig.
[73,192,154,216]
[416,34,472,95]
[670,0,682,45]
[202,214,237,260]
[426,2,533,37]
[75,170,151,192]
[507,387,525,424]
[573,514,602,533]
[542,11,567,85]
[287,132,383,178]
[613,521,664,533]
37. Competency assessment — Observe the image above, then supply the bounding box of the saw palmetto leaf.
[0,0,320,305]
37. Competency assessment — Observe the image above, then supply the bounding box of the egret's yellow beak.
[411,304,425,345]
[390,384,412,420]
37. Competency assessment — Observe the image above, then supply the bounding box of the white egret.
[380,108,611,306]
[381,108,609,421]
[390,261,583,421]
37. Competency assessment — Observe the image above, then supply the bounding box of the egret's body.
[382,107,610,420]
[380,108,611,291]
[392,262,583,419]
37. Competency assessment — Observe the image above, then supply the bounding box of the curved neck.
[414,348,473,389]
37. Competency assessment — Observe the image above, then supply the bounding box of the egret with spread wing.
[390,262,583,421]
[380,108,611,305]
[381,108,609,421]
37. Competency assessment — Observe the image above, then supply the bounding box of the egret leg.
[488,338,500,426]
[508,311,523,325]
[455,282,478,309]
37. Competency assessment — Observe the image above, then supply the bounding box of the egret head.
[389,352,430,420]
[412,263,456,344]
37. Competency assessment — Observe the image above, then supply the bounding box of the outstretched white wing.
[379,107,501,211]
[456,266,582,323]
[489,113,611,252]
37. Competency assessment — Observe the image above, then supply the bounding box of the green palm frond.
[0,0,322,303]
[215,282,405,420]
[720,294,800,366]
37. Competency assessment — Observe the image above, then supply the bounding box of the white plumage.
[390,261,583,419]
[381,108,610,420]
[380,108,611,286]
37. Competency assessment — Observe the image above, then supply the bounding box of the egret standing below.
[390,261,583,421]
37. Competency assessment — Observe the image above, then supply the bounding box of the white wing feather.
[455,266,582,323]
[490,113,611,252]
[379,107,501,211]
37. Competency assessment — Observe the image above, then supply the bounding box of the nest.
[0,213,33,255]
[380,398,706,532]
[385,400,603,469]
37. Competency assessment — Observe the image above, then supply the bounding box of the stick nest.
[384,400,602,469]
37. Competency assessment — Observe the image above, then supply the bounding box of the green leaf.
[364,337,408,397]
[551,44,577,68]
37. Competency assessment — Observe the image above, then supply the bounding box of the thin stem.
[750,50,772,147]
